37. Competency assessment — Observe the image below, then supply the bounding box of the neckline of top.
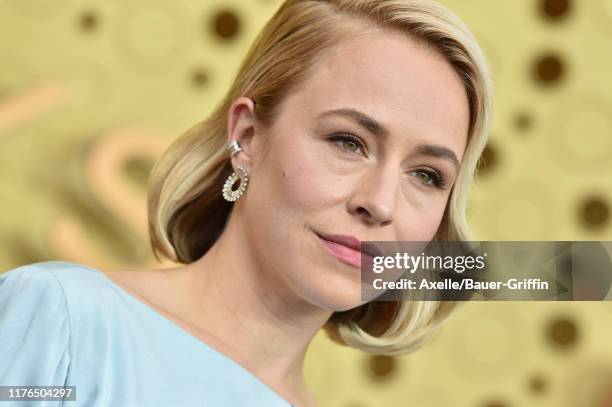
[50,261,295,407]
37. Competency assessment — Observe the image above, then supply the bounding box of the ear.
[227,96,258,172]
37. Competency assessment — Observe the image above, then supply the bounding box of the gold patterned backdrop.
[1,0,611,406]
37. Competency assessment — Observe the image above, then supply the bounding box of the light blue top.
[0,261,294,406]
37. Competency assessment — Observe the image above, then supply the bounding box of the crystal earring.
[222,166,248,202]
[222,140,248,202]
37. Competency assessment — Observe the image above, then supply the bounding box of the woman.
[0,0,492,406]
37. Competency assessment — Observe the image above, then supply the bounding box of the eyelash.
[327,132,448,190]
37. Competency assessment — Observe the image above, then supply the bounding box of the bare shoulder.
[100,265,219,348]
[101,266,189,311]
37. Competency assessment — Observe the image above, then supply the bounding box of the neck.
[185,209,332,404]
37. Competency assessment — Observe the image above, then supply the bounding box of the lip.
[315,231,380,269]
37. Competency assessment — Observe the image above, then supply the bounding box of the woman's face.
[231,29,470,311]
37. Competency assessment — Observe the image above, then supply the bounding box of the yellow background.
[1,0,611,406]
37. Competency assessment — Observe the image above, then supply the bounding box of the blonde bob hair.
[147,0,493,355]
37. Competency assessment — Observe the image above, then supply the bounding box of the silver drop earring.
[222,141,249,202]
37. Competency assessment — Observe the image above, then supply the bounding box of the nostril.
[357,207,370,217]
[357,206,391,226]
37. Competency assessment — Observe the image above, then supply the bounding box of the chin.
[300,279,364,312]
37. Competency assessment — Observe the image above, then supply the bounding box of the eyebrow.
[318,108,461,172]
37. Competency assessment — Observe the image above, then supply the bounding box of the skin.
[103,27,470,407]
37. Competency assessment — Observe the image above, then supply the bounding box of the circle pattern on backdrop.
[366,355,397,381]
[548,95,612,172]
[79,10,100,32]
[115,3,190,74]
[546,314,579,350]
[578,196,610,229]
[514,111,534,133]
[539,0,572,22]
[211,9,241,41]
[447,304,529,381]
[491,181,557,239]
[532,52,566,86]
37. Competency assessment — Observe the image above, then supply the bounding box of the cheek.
[395,197,449,241]
[272,149,338,216]
[243,134,339,242]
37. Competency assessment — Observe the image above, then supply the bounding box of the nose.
[347,164,398,227]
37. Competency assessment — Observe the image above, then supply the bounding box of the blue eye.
[328,133,366,156]
[410,169,447,189]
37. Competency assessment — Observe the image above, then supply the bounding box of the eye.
[410,169,447,189]
[327,133,366,156]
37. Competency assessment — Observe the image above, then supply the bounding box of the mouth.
[314,231,379,269]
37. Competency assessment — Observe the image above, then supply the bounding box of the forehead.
[286,28,470,159]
